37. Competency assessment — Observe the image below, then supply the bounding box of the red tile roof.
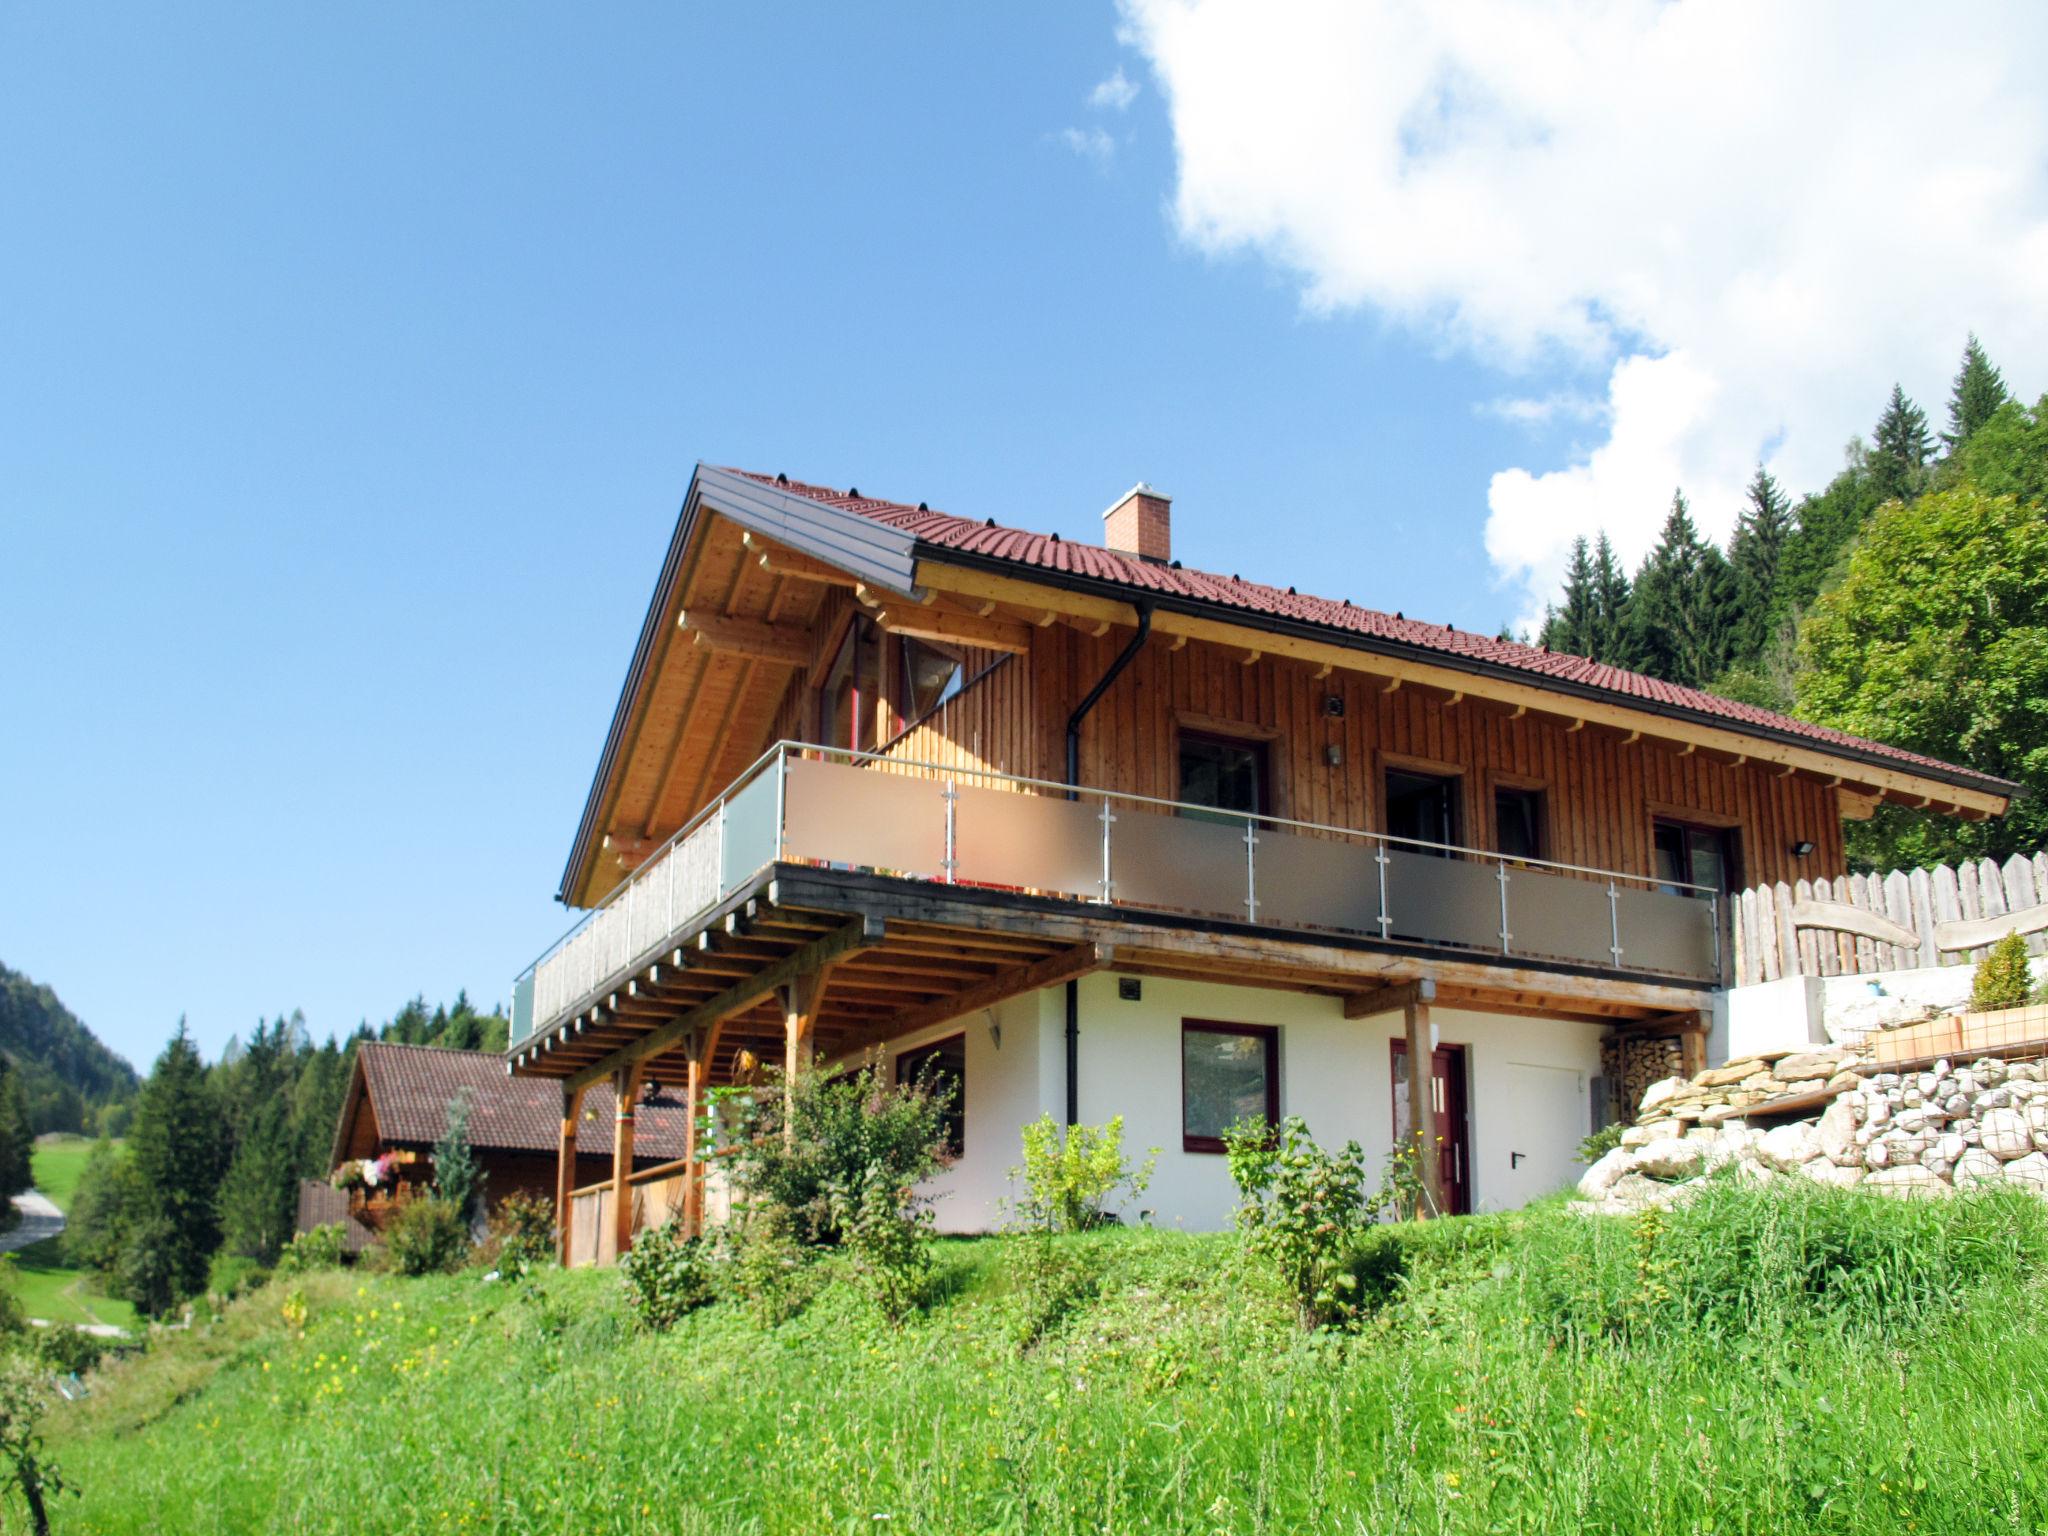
[356,1042,688,1161]
[724,468,2009,793]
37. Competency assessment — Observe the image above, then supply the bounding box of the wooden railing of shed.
[1732,851,2048,986]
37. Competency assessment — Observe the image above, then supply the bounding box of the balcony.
[510,742,1722,1050]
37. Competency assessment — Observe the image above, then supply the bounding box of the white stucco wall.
[885,971,1608,1233]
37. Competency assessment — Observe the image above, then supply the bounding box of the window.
[1494,786,1546,862]
[818,622,880,752]
[1178,731,1268,823]
[1652,818,1738,898]
[895,1033,966,1156]
[899,637,964,723]
[1181,1021,1278,1153]
[1385,768,1461,854]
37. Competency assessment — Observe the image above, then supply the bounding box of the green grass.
[37,1184,2048,1535]
[2,1136,138,1332]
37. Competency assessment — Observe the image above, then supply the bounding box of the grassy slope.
[8,1136,137,1332]
[40,1192,2048,1536]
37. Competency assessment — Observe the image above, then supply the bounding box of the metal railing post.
[1098,795,1116,904]
[717,795,729,896]
[773,750,788,863]
[1710,894,1723,983]
[1244,818,1260,923]
[1607,881,1623,969]
[1374,841,1392,938]
[1497,859,1511,955]
[942,779,958,884]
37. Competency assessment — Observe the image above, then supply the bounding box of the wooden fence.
[1732,851,2048,986]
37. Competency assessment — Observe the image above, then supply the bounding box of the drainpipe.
[1062,603,1153,1124]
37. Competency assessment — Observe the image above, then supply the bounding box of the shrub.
[432,1089,485,1226]
[115,1216,182,1318]
[275,1224,347,1276]
[0,1261,25,1341]
[721,1057,951,1246]
[1011,1114,1159,1232]
[383,1197,468,1277]
[619,1219,715,1331]
[724,1207,814,1329]
[488,1193,557,1274]
[32,1324,108,1378]
[830,1163,933,1325]
[1004,1233,1101,1353]
[1971,930,2033,1012]
[1225,1115,1394,1329]
[1578,1121,1625,1166]
[0,1355,68,1535]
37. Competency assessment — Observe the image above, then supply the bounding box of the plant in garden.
[722,1056,951,1245]
[724,1207,813,1328]
[432,1089,485,1225]
[619,1218,716,1330]
[33,1323,109,1378]
[1004,1233,1100,1353]
[383,1197,468,1277]
[275,1223,347,1276]
[488,1192,556,1274]
[1970,930,2033,1013]
[1010,1114,1158,1232]
[1578,1121,1625,1165]
[1224,1115,1388,1329]
[0,1356,68,1536]
[830,1163,933,1325]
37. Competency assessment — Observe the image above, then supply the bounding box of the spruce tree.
[217,1095,299,1264]
[0,1061,32,1234]
[1540,537,1599,655]
[1588,533,1633,667]
[1629,491,1736,689]
[124,1021,226,1309]
[1944,334,2009,451]
[1870,384,1932,503]
[1727,466,1793,666]
[432,1089,483,1226]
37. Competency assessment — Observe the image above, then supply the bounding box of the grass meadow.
[6,1136,137,1332]
[40,1183,2048,1535]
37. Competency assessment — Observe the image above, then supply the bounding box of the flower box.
[1958,1003,2048,1057]
[1872,1014,1962,1066]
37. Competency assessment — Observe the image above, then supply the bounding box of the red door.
[1390,1041,1472,1216]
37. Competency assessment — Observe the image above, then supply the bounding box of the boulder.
[1976,1087,2013,1111]
[1952,1148,2005,1188]
[1865,1140,1891,1169]
[1698,1058,1766,1089]
[1772,1051,1845,1082]
[1801,1159,1865,1189]
[1817,1097,1860,1167]
[1639,1076,1687,1113]
[1980,1107,2032,1160]
[2002,1151,2048,1191]
[1758,1121,1821,1174]
[1632,1138,1703,1180]
[1577,1146,1638,1199]
[1865,1165,1949,1198]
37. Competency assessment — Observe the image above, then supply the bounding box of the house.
[319,1042,689,1253]
[505,465,2014,1251]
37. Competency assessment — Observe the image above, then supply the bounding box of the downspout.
[1062,602,1153,1124]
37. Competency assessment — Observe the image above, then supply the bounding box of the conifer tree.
[1727,466,1793,665]
[1629,491,1736,689]
[0,1061,32,1233]
[218,1094,299,1264]
[432,1089,484,1226]
[124,1021,226,1309]
[1540,537,1599,655]
[1944,334,2009,451]
[1588,533,1633,667]
[1869,384,1932,503]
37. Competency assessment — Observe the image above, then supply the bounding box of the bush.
[1225,1116,1398,1329]
[1004,1234,1100,1353]
[432,1089,485,1226]
[487,1193,556,1274]
[383,1198,468,1277]
[33,1324,108,1377]
[830,1164,933,1325]
[721,1057,951,1246]
[619,1219,715,1331]
[275,1224,347,1277]
[1971,930,2033,1012]
[207,1252,270,1299]
[115,1216,182,1318]
[1578,1121,1625,1165]
[1011,1115,1158,1232]
[724,1207,814,1329]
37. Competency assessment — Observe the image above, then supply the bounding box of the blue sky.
[4,4,2040,1070]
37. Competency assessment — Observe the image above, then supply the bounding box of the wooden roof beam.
[874,604,1032,654]
[741,530,858,586]
[677,610,810,668]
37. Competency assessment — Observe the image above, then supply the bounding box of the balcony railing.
[510,741,1723,1049]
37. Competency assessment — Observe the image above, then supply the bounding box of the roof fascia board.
[693,466,921,599]
[912,545,2015,808]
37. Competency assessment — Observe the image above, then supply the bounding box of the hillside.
[0,963,139,1135]
[41,1185,2048,1534]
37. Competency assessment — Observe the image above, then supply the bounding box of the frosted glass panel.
[952,783,1104,900]
[1116,808,1251,919]
[1507,866,1617,967]
[720,766,784,891]
[779,757,947,879]
[1256,830,1384,934]
[1383,849,1502,952]
[1614,886,1718,979]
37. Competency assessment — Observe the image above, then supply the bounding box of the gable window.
[1178,731,1268,823]
[895,1033,966,1156]
[1181,1020,1278,1153]
[818,621,879,753]
[1652,818,1739,898]
[899,637,964,724]
[1494,786,1546,862]
[1386,768,1461,854]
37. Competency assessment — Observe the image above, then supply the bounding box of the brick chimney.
[1102,483,1171,563]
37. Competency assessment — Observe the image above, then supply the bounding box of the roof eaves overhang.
[556,465,923,906]
[912,542,2020,811]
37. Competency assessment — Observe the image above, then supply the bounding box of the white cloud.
[1481,390,1607,429]
[1058,125,1117,168]
[1090,66,1140,111]
[1119,0,2048,629]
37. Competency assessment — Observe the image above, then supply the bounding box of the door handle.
[1510,1151,1526,1169]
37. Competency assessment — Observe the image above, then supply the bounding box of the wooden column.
[1679,1012,1710,1078]
[610,1061,647,1263]
[555,1082,587,1267]
[781,969,832,1140]
[682,1046,704,1238]
[1403,980,1446,1219]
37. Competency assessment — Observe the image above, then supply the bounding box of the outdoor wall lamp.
[1790,839,1816,857]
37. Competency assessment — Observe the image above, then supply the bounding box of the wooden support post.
[682,1046,705,1237]
[610,1061,646,1263]
[1679,1013,1710,1078]
[556,1081,586,1268]
[781,968,833,1142]
[1403,980,1446,1220]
